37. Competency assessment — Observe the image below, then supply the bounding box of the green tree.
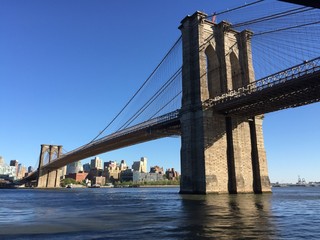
[61,178,77,187]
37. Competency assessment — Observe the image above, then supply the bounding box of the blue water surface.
[0,187,319,239]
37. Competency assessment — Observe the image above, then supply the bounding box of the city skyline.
[0,154,178,176]
[1,0,319,184]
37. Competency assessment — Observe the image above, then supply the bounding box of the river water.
[0,187,320,239]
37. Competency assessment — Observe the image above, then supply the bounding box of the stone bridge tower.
[179,11,271,194]
[37,144,63,188]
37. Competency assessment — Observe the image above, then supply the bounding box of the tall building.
[66,161,83,174]
[17,164,27,179]
[132,157,147,173]
[104,161,120,182]
[61,166,67,179]
[91,157,103,170]
[28,166,34,173]
[119,160,128,171]
[10,160,19,177]
[83,163,91,172]
[104,161,117,170]
[10,160,18,166]
[0,156,5,166]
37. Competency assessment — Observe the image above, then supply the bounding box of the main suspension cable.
[84,36,182,146]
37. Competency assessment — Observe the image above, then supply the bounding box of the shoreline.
[134,185,179,188]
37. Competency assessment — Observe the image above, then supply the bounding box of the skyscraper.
[91,157,103,170]
[66,161,83,174]
[132,157,147,173]
[10,160,19,177]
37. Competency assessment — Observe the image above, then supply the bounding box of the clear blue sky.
[0,0,319,183]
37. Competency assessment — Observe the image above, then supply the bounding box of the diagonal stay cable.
[148,91,182,120]
[253,20,320,37]
[78,36,182,150]
[232,6,312,28]
[207,0,264,18]
[117,67,182,131]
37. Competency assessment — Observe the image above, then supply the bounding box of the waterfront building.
[66,172,88,182]
[87,168,103,181]
[66,161,83,174]
[104,161,121,182]
[120,169,133,182]
[92,176,106,186]
[165,168,179,180]
[150,166,163,174]
[0,174,15,182]
[91,156,103,170]
[133,172,164,183]
[0,165,17,179]
[132,157,147,173]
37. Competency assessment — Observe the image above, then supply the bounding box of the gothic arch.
[205,45,221,98]
[230,51,242,90]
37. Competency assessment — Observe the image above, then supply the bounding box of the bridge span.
[205,57,320,116]
[24,111,180,183]
[21,2,320,194]
[24,57,320,188]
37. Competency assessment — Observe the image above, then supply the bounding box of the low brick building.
[66,172,88,182]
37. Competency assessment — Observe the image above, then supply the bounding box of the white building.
[0,156,5,166]
[91,156,103,170]
[0,165,17,179]
[132,157,147,173]
[119,160,128,171]
[66,161,83,174]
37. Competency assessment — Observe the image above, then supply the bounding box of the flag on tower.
[212,12,217,23]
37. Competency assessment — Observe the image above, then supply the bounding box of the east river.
[0,187,320,239]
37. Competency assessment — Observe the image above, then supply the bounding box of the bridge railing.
[205,56,320,106]
[56,110,180,159]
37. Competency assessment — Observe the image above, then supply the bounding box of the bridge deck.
[24,112,180,181]
[23,59,320,183]
[205,59,320,116]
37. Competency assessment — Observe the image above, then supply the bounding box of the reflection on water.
[179,193,276,239]
[0,187,319,239]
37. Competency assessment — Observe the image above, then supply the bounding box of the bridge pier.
[37,144,63,188]
[179,11,271,194]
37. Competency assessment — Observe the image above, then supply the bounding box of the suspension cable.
[83,36,182,146]
[232,6,311,28]
[207,0,264,18]
[117,68,182,131]
[253,20,320,36]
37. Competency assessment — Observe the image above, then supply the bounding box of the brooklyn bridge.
[21,0,320,194]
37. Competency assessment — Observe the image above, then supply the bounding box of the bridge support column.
[179,11,271,194]
[249,116,271,193]
[37,144,63,188]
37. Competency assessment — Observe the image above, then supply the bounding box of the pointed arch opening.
[205,45,221,98]
[230,51,242,90]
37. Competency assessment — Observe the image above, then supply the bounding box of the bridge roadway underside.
[279,0,320,8]
[212,71,320,117]
[25,118,181,182]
